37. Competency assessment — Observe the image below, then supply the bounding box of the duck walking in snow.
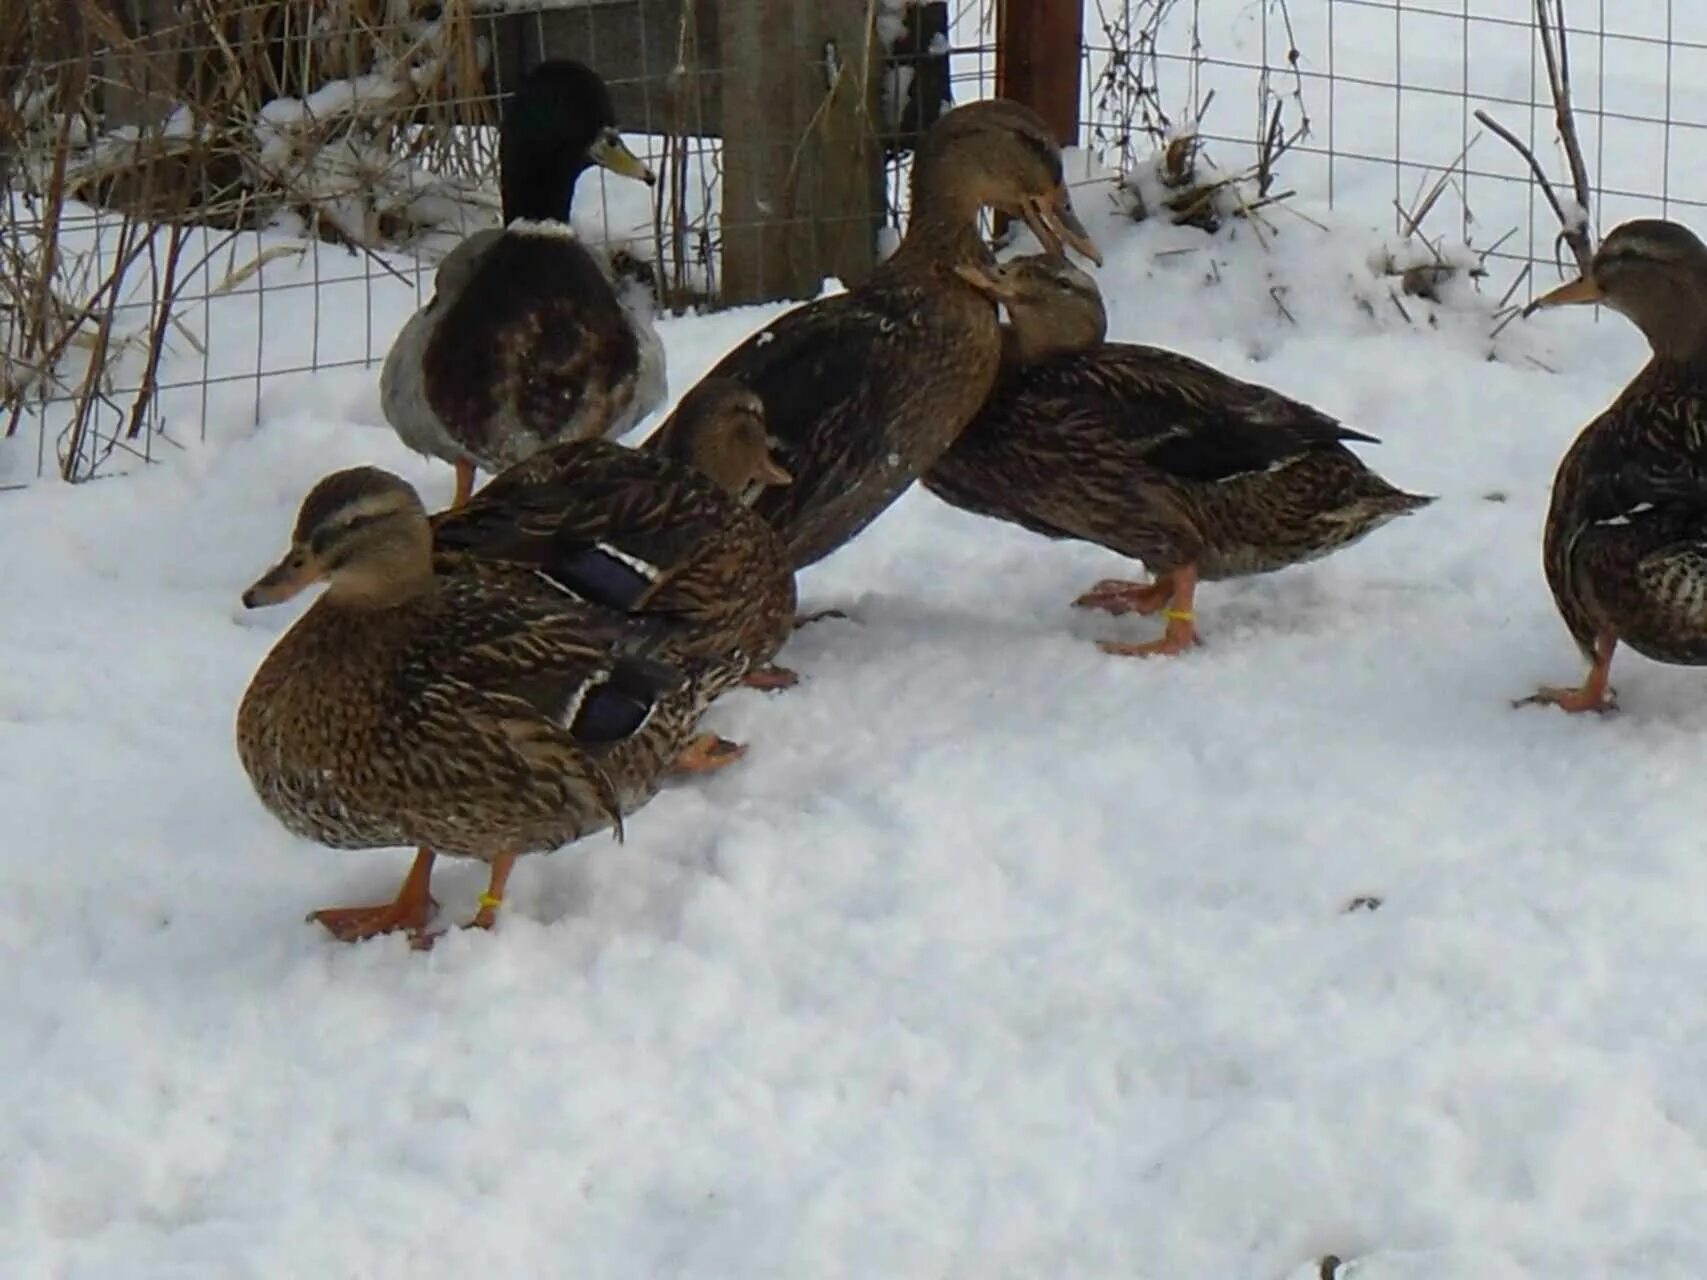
[643,98,1101,571]
[1523,219,1707,713]
[923,254,1433,655]
[236,468,739,946]
[380,59,666,508]
[237,384,793,945]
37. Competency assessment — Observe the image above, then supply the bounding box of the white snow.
[8,5,1707,1277]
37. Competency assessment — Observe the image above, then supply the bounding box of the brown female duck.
[237,387,793,945]
[924,254,1433,654]
[643,98,1101,570]
[1523,218,1707,713]
[236,468,739,947]
[381,60,665,507]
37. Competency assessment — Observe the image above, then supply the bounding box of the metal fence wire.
[1,0,1704,485]
[1077,0,1707,302]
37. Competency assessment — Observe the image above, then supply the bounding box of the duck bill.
[587,130,655,186]
[1022,188,1102,268]
[952,261,1017,302]
[1532,275,1604,307]
[242,554,319,609]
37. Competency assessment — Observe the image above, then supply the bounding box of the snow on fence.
[2,0,1705,486]
[0,0,984,484]
[1074,1,1707,317]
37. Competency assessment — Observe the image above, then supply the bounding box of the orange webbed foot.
[1514,635,1618,715]
[672,733,748,774]
[742,665,800,691]
[1074,577,1173,616]
[1514,684,1618,715]
[308,848,437,944]
[307,898,438,943]
[1097,626,1201,659]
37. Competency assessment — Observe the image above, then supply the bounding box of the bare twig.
[1475,0,1595,278]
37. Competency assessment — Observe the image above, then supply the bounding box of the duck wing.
[1058,345,1378,483]
[651,276,997,567]
[431,441,735,614]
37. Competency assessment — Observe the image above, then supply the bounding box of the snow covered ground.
[9,9,1707,1280]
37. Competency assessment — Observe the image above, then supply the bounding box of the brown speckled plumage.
[237,504,724,868]
[644,99,1102,570]
[237,560,698,860]
[432,426,796,693]
[930,339,1431,581]
[1529,220,1707,710]
[924,255,1431,651]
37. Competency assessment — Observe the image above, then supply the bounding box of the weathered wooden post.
[996,0,1083,146]
[718,0,882,304]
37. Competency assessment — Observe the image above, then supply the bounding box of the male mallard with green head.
[925,253,1433,655]
[381,59,666,507]
[1523,218,1707,712]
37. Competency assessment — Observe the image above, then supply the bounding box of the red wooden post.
[996,0,1084,147]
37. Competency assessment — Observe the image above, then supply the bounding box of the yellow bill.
[1532,275,1604,307]
[587,129,655,186]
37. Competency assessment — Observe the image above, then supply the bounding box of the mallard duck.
[434,376,801,693]
[923,254,1434,655]
[380,59,666,507]
[642,98,1101,570]
[1521,218,1707,713]
[236,466,748,945]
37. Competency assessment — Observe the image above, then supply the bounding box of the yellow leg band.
[1163,609,1194,623]
[476,893,503,911]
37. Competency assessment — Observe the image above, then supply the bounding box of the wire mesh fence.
[0,0,994,485]
[4,0,1707,487]
[1076,1,1707,311]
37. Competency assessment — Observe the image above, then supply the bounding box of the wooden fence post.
[719,0,881,305]
[996,0,1083,146]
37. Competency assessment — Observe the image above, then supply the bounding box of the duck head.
[500,59,655,225]
[1533,218,1707,360]
[956,251,1108,362]
[244,468,435,610]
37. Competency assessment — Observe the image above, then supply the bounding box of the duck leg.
[451,459,477,509]
[466,853,517,932]
[1074,574,1174,616]
[1517,633,1619,714]
[308,847,438,943]
[404,852,518,951]
[1097,565,1201,658]
[672,733,748,773]
[741,665,800,691]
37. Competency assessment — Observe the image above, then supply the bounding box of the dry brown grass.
[2,0,501,479]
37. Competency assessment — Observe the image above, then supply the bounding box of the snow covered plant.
[6,0,498,250]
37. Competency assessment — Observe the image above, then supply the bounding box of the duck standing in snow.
[923,254,1433,655]
[381,59,666,508]
[1523,219,1707,713]
[643,98,1102,571]
[237,386,795,945]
